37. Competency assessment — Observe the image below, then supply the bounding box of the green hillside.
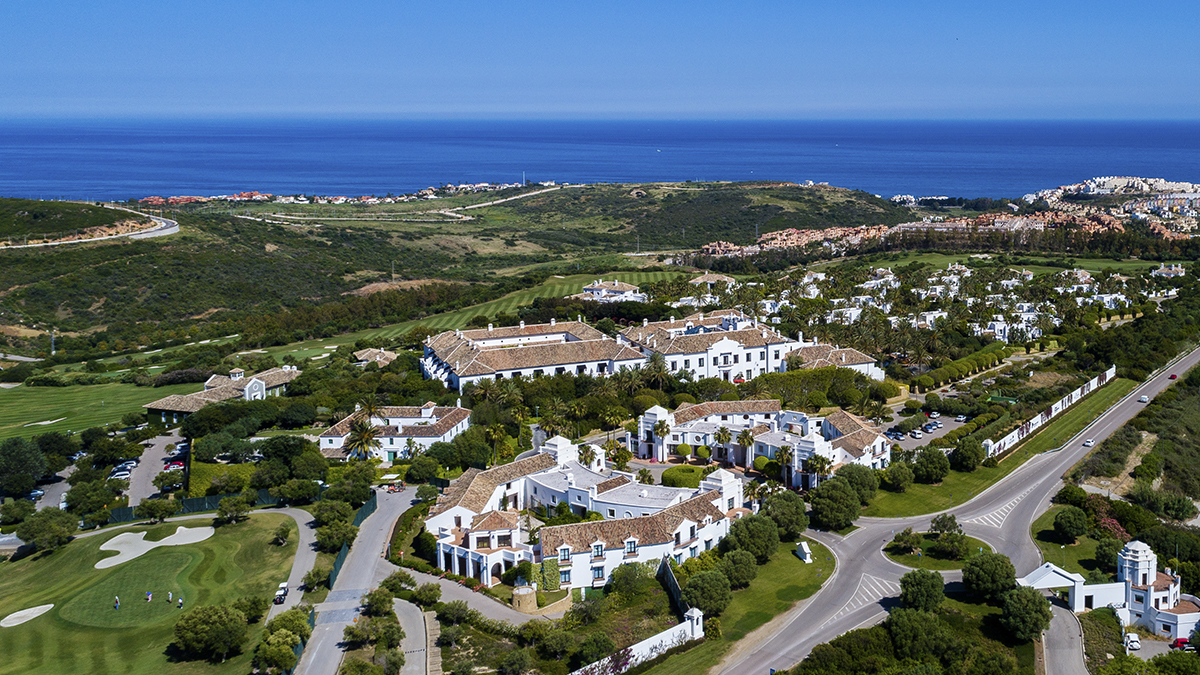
[0,199,148,239]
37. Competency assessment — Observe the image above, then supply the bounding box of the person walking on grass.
[177,597,183,609]
[147,592,152,603]
[168,591,173,603]
[115,596,120,610]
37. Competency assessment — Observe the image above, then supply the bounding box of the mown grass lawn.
[640,537,833,675]
[863,378,1137,517]
[1031,505,1106,578]
[0,381,200,441]
[885,533,994,570]
[0,513,296,675]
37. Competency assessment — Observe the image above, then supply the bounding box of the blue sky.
[2,0,1196,119]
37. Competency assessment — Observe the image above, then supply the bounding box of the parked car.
[28,488,45,499]
[911,431,923,439]
[165,462,185,471]
[1170,638,1190,650]
[1083,439,1096,447]
[109,471,132,480]
[1125,633,1141,650]
[955,415,967,422]
[929,411,941,419]
[274,589,287,605]
[1139,395,1150,403]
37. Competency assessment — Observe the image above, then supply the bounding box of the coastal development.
[3,175,1200,675]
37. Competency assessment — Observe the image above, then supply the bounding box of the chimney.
[566,473,575,487]
[488,323,493,331]
[670,315,676,323]
[550,318,556,326]
[519,320,525,329]
[643,318,649,327]
[639,489,648,499]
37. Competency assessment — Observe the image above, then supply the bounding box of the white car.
[1083,439,1096,447]
[109,470,132,480]
[911,430,923,439]
[929,411,940,418]
[955,415,967,422]
[1139,396,1149,403]
[1125,632,1141,650]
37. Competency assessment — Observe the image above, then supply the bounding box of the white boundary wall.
[569,608,705,675]
[984,365,1117,457]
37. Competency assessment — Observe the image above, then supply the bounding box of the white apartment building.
[424,436,743,589]
[569,279,649,304]
[319,401,471,461]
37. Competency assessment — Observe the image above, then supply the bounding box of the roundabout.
[883,533,995,571]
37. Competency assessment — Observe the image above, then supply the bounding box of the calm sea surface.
[0,119,1197,200]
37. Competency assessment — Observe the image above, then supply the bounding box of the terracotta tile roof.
[470,510,520,531]
[431,453,558,515]
[672,399,781,425]
[1133,571,1175,592]
[204,366,302,391]
[540,492,726,553]
[319,406,470,439]
[822,410,876,437]
[1163,600,1199,615]
[595,475,631,494]
[832,428,884,458]
[684,309,748,320]
[354,348,397,365]
[427,321,643,377]
[789,344,876,368]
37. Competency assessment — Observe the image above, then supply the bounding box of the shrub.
[899,569,944,612]
[835,464,878,505]
[885,461,914,493]
[913,448,950,484]
[681,570,732,617]
[1054,506,1089,543]
[763,490,808,540]
[661,465,702,488]
[809,477,860,531]
[723,513,779,563]
[752,455,769,473]
[720,549,758,588]
[963,552,1016,601]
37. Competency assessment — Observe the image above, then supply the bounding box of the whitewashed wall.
[985,365,1118,457]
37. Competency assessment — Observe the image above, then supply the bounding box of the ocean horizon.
[1,119,1198,201]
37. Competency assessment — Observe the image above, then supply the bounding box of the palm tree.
[485,424,507,466]
[601,408,625,443]
[567,400,587,439]
[714,426,732,464]
[653,420,671,460]
[615,368,643,396]
[807,455,831,488]
[591,377,618,399]
[866,399,889,426]
[737,428,755,469]
[776,446,794,485]
[578,445,597,467]
[741,378,770,400]
[357,395,384,424]
[499,380,524,408]
[404,437,420,459]
[344,418,381,461]
[471,379,500,405]
[744,480,763,507]
[636,468,654,485]
[643,353,670,390]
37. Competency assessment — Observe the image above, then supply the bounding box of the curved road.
[719,346,1200,675]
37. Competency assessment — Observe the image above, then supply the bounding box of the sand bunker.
[1,604,54,627]
[95,525,214,569]
[25,417,66,427]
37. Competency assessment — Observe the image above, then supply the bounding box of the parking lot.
[887,412,972,453]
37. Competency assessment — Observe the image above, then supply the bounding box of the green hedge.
[662,465,703,488]
[541,557,560,591]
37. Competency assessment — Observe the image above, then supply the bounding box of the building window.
[674,553,682,565]
[1135,594,1145,604]
[607,509,615,518]
[670,361,677,370]
[733,354,739,363]
[592,567,604,580]
[699,358,705,367]
[690,545,697,558]
[684,359,690,369]
[592,544,603,558]
[774,350,780,359]
[625,540,637,554]
[560,570,571,584]
[552,496,557,504]
[559,548,570,561]
[705,539,713,551]
[728,498,734,510]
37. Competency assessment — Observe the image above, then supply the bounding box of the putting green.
[0,514,297,675]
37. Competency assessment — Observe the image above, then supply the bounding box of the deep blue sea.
[0,119,1197,200]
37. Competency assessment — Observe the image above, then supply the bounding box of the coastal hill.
[0,198,149,240]
[0,182,914,335]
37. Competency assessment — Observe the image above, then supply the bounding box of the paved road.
[0,353,41,362]
[718,345,1200,675]
[393,599,428,675]
[1045,602,1089,675]
[127,430,181,508]
[268,507,320,619]
[0,210,177,249]
[299,488,417,675]
[36,465,74,511]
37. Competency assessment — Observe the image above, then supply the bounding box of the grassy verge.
[302,550,338,605]
[640,538,833,675]
[1031,505,1106,579]
[0,513,295,675]
[0,382,199,441]
[863,378,1137,517]
[1080,608,1123,674]
[885,533,994,570]
[1018,379,1138,454]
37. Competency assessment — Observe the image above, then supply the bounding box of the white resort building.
[1019,540,1200,640]
[423,436,744,589]
[319,401,472,461]
[634,401,889,485]
[144,366,303,424]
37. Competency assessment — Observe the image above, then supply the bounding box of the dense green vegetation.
[0,199,147,238]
